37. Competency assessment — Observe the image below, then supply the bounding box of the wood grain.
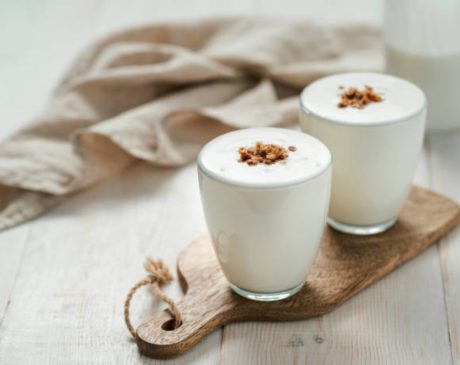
[136,185,460,359]
[0,225,30,322]
[430,132,460,364]
[0,163,221,365]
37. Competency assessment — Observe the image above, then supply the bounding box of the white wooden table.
[1,1,459,364]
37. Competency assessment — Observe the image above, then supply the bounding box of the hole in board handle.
[162,319,182,331]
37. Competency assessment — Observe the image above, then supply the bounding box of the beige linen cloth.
[0,17,382,231]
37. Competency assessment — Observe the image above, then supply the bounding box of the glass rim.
[299,73,427,127]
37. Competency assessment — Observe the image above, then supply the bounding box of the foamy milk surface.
[300,72,426,125]
[198,128,331,188]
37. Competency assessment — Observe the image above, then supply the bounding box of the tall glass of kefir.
[198,128,332,301]
[300,72,426,235]
[384,0,460,131]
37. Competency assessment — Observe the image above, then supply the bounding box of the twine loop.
[144,258,172,285]
[124,258,182,338]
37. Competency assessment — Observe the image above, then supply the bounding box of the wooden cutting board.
[135,185,460,359]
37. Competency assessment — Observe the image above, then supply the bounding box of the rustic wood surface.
[135,186,460,358]
[1,1,460,364]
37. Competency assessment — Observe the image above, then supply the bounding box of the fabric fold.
[0,17,382,231]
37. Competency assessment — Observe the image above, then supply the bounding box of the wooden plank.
[252,0,382,24]
[95,0,254,33]
[429,132,460,364]
[0,163,221,364]
[220,148,454,365]
[0,0,107,139]
[0,0,109,325]
[0,225,30,323]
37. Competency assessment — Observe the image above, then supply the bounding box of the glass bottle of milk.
[384,0,460,131]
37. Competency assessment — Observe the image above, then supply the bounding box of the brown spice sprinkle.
[337,85,383,109]
[238,142,296,166]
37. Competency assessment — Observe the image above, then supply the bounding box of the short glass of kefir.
[300,72,426,235]
[197,128,332,301]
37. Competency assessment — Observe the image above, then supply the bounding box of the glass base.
[229,282,304,302]
[327,217,397,235]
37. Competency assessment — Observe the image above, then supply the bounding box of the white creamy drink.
[384,0,460,130]
[386,47,460,130]
[198,128,332,301]
[300,72,426,235]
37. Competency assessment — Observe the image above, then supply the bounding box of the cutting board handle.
[135,290,231,359]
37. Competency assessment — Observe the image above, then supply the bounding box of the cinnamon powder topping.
[238,142,296,166]
[337,85,383,109]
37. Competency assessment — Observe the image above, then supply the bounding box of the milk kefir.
[386,46,460,130]
[384,0,460,131]
[198,128,332,301]
[300,72,426,235]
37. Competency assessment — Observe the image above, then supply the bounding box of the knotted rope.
[124,258,182,338]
